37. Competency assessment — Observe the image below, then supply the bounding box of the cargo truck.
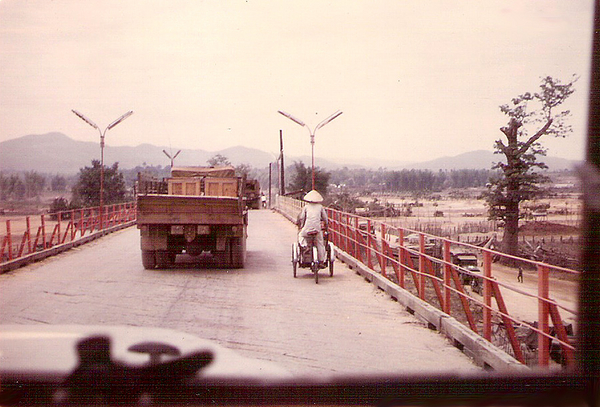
[136,166,247,269]
[244,179,261,209]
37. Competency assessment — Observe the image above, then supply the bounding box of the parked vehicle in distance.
[451,251,482,293]
[244,179,261,209]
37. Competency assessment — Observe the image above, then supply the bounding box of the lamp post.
[269,152,282,206]
[278,110,342,190]
[163,149,181,170]
[71,110,133,229]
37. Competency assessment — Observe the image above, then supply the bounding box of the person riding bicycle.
[297,190,329,267]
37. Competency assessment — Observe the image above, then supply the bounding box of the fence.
[1,202,136,271]
[275,195,578,370]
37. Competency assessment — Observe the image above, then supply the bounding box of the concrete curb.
[336,249,529,373]
[0,221,136,274]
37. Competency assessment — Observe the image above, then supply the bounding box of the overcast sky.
[0,1,594,165]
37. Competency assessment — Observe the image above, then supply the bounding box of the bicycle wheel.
[292,244,297,278]
[312,246,319,284]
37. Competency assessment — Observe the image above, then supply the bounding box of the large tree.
[485,76,577,257]
[72,160,127,207]
[288,161,331,195]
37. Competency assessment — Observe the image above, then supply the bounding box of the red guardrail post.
[350,215,356,259]
[26,216,32,253]
[79,209,84,237]
[57,211,62,244]
[339,212,344,251]
[41,214,47,249]
[418,233,426,300]
[327,209,334,247]
[380,223,387,278]
[366,219,373,269]
[355,217,362,263]
[70,210,76,240]
[91,208,97,233]
[483,249,492,341]
[398,228,405,288]
[17,218,29,257]
[538,264,550,367]
[443,240,452,314]
[548,303,575,369]
[64,211,74,243]
[5,220,13,261]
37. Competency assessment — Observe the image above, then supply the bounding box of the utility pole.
[268,162,272,208]
[280,130,285,196]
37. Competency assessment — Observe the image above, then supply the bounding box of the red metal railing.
[276,196,578,369]
[1,202,137,265]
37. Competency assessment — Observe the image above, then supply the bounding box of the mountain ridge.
[0,132,578,174]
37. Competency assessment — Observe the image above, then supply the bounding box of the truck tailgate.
[137,194,245,225]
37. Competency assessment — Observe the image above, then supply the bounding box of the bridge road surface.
[0,209,478,377]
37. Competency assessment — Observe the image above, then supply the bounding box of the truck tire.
[155,251,172,269]
[142,250,156,269]
[230,237,246,268]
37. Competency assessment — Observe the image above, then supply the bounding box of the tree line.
[0,171,68,201]
[329,167,493,193]
[255,162,493,197]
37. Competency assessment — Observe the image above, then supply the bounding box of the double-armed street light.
[71,109,134,228]
[277,110,342,190]
[163,149,181,170]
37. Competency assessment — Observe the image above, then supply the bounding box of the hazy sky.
[0,1,594,165]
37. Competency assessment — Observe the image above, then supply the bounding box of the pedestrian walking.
[517,266,523,283]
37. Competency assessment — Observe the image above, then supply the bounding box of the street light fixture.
[163,149,182,170]
[278,110,342,190]
[71,109,134,228]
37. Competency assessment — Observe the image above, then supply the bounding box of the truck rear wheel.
[155,251,173,268]
[142,250,156,269]
[230,237,246,268]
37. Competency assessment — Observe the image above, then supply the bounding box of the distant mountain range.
[0,132,578,174]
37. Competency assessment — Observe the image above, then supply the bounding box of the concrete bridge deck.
[0,209,478,377]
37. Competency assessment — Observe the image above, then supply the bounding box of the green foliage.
[72,160,127,207]
[484,148,550,222]
[49,197,71,213]
[288,161,331,195]
[207,154,232,167]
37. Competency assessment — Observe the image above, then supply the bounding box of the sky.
[0,1,594,166]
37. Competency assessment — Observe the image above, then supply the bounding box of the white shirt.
[298,203,328,233]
